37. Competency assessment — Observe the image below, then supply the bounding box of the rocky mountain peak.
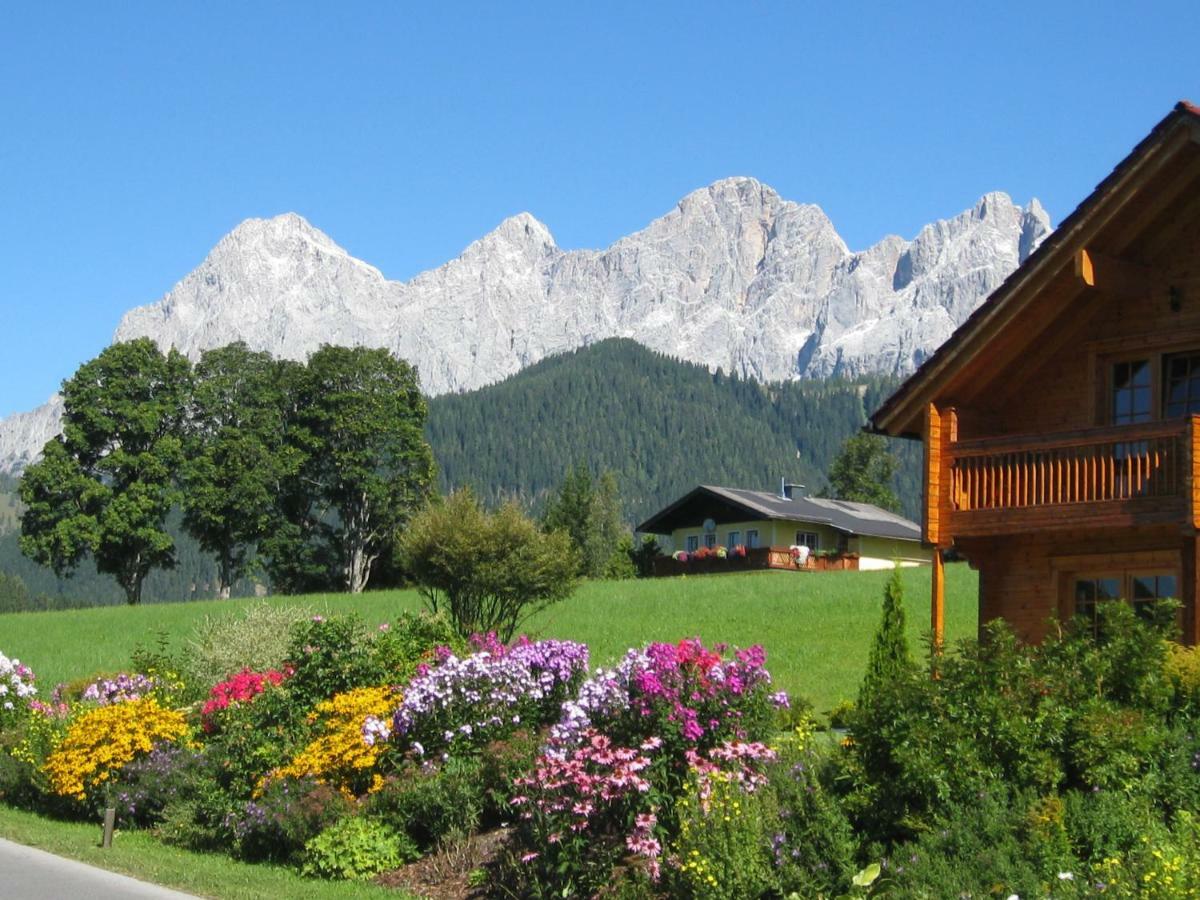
[0,181,1054,475]
[462,212,558,259]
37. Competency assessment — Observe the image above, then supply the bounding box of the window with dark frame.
[1132,573,1177,621]
[1164,351,1200,417]
[1074,575,1121,637]
[727,530,740,549]
[1072,571,1177,636]
[1112,359,1152,424]
[746,530,759,549]
[794,531,818,550]
[686,535,698,553]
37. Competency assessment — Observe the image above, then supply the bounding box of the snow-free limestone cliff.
[0,178,1050,473]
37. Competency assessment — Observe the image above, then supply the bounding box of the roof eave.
[871,103,1200,437]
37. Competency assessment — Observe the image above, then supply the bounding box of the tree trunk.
[344,495,374,594]
[219,550,233,600]
[347,542,369,594]
[122,575,143,606]
[120,554,146,605]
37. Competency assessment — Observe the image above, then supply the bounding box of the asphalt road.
[0,839,200,900]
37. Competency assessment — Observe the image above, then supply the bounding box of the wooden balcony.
[938,416,1200,537]
[650,547,861,577]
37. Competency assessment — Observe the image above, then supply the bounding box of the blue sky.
[1,2,1198,418]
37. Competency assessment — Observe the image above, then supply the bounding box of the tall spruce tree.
[857,566,916,710]
[19,339,190,605]
[542,464,626,578]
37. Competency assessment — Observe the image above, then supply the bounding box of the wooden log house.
[870,102,1200,647]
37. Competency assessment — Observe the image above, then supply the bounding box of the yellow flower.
[43,698,189,801]
[265,685,399,795]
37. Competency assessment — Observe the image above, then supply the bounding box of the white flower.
[1057,872,1074,881]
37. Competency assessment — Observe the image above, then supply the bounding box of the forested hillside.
[426,339,921,525]
[0,339,920,608]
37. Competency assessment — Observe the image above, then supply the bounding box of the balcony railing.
[942,418,1194,534]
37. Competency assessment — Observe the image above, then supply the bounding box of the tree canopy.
[294,345,436,594]
[399,488,579,640]
[825,432,901,513]
[180,343,296,598]
[20,339,190,604]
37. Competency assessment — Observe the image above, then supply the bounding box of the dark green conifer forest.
[427,339,920,525]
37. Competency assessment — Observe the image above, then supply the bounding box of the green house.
[637,484,930,572]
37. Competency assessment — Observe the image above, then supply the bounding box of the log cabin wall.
[983,226,1200,438]
[962,526,1184,643]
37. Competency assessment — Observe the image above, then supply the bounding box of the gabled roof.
[871,101,1200,438]
[636,484,921,541]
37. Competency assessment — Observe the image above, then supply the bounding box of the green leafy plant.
[302,816,418,880]
[366,756,485,849]
[283,614,385,710]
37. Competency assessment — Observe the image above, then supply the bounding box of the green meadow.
[0,564,977,715]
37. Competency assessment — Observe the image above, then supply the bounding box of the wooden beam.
[1191,414,1200,532]
[1074,248,1166,301]
[1182,534,1200,647]
[924,404,942,546]
[931,547,945,660]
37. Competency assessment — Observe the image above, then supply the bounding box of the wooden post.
[1181,535,1199,647]
[931,547,945,657]
[102,807,115,848]
[924,404,942,547]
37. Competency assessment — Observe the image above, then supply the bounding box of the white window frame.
[795,531,819,551]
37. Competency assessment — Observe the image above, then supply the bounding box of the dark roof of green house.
[637,484,922,541]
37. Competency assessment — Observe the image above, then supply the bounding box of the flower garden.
[3,593,1200,898]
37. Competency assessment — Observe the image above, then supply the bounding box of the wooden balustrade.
[948,420,1188,513]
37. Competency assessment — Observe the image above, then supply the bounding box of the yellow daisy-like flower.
[43,697,189,801]
[266,684,400,796]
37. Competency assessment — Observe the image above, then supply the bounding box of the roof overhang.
[871,102,1200,438]
[636,486,764,534]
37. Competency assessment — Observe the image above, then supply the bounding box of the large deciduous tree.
[296,345,435,594]
[399,488,579,640]
[180,343,297,599]
[19,339,190,604]
[825,433,900,513]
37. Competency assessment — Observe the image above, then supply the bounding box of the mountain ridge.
[0,177,1051,474]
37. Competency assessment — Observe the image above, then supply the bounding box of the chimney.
[781,481,805,500]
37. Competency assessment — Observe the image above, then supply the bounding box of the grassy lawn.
[0,805,405,899]
[0,564,977,714]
